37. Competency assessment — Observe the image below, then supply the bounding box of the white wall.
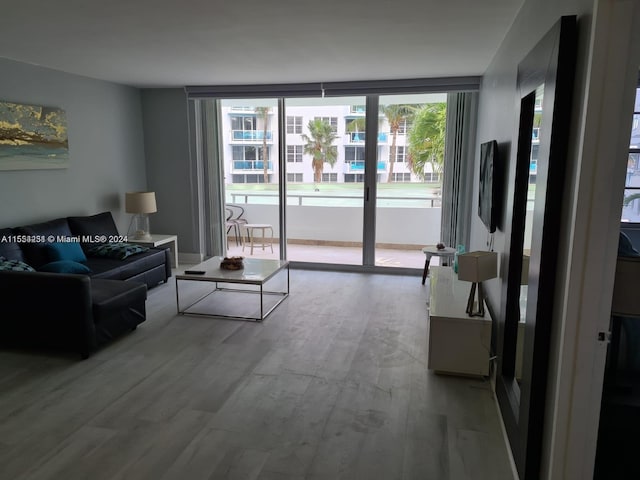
[0,57,147,232]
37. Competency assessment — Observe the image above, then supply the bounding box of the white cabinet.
[428,266,492,377]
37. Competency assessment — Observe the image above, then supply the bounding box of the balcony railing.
[233,160,273,171]
[227,191,442,207]
[343,161,386,172]
[346,132,389,144]
[231,130,273,142]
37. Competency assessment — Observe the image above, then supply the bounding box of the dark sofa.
[0,212,172,358]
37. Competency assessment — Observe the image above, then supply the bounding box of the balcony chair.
[226,204,248,247]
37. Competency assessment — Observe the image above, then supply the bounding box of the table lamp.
[457,251,498,317]
[125,191,157,240]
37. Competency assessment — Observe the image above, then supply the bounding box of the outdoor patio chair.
[226,204,248,246]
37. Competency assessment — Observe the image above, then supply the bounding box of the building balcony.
[232,160,273,171]
[532,127,540,142]
[343,161,387,172]
[345,132,389,144]
[231,130,274,143]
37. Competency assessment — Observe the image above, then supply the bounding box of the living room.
[1,0,639,479]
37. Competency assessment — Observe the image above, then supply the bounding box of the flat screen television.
[478,140,500,233]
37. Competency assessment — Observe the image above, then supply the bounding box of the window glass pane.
[622,87,640,221]
[375,93,447,268]
[631,114,640,149]
[285,96,365,265]
[627,153,640,187]
[622,188,640,222]
[220,99,279,259]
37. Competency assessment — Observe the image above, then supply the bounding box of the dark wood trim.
[495,16,577,479]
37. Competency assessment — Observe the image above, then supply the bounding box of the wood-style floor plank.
[0,269,515,480]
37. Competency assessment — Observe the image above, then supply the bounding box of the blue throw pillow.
[39,260,91,274]
[0,256,35,272]
[45,242,87,263]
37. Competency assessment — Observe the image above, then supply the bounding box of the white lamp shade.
[125,192,157,214]
[457,251,498,282]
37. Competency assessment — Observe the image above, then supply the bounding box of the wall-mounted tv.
[478,140,500,233]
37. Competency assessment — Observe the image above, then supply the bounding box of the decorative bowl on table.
[436,243,446,250]
[220,256,244,270]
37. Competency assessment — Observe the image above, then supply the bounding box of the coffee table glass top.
[176,257,288,283]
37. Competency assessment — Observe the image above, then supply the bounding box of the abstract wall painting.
[0,100,69,170]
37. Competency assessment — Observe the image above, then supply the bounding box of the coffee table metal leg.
[176,278,181,313]
[260,283,264,320]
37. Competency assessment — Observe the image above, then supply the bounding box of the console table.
[428,266,492,376]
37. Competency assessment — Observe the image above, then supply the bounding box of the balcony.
[231,130,273,143]
[344,161,386,172]
[346,132,389,144]
[223,194,443,268]
[532,127,540,142]
[232,160,273,171]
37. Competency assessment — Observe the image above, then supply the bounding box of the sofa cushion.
[45,242,87,263]
[16,217,73,268]
[39,260,91,274]
[68,212,119,237]
[85,249,167,281]
[0,227,25,262]
[88,242,149,260]
[0,257,35,272]
[68,212,119,252]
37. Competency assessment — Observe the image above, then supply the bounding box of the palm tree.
[345,117,366,141]
[381,104,416,182]
[255,107,271,183]
[301,119,338,190]
[406,103,447,180]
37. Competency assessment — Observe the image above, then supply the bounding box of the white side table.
[421,245,456,285]
[129,234,179,268]
[242,224,274,255]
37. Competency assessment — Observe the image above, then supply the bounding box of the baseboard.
[493,390,520,479]
[178,252,204,266]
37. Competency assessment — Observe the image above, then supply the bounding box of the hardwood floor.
[0,270,515,480]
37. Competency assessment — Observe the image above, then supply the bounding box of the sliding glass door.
[374,94,447,268]
[284,97,366,266]
[188,81,475,272]
[218,99,280,259]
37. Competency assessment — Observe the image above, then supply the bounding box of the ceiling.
[0,0,523,88]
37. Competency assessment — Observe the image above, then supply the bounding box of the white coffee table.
[175,257,289,321]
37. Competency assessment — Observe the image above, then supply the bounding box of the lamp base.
[132,230,152,241]
[131,214,152,241]
[466,282,486,317]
